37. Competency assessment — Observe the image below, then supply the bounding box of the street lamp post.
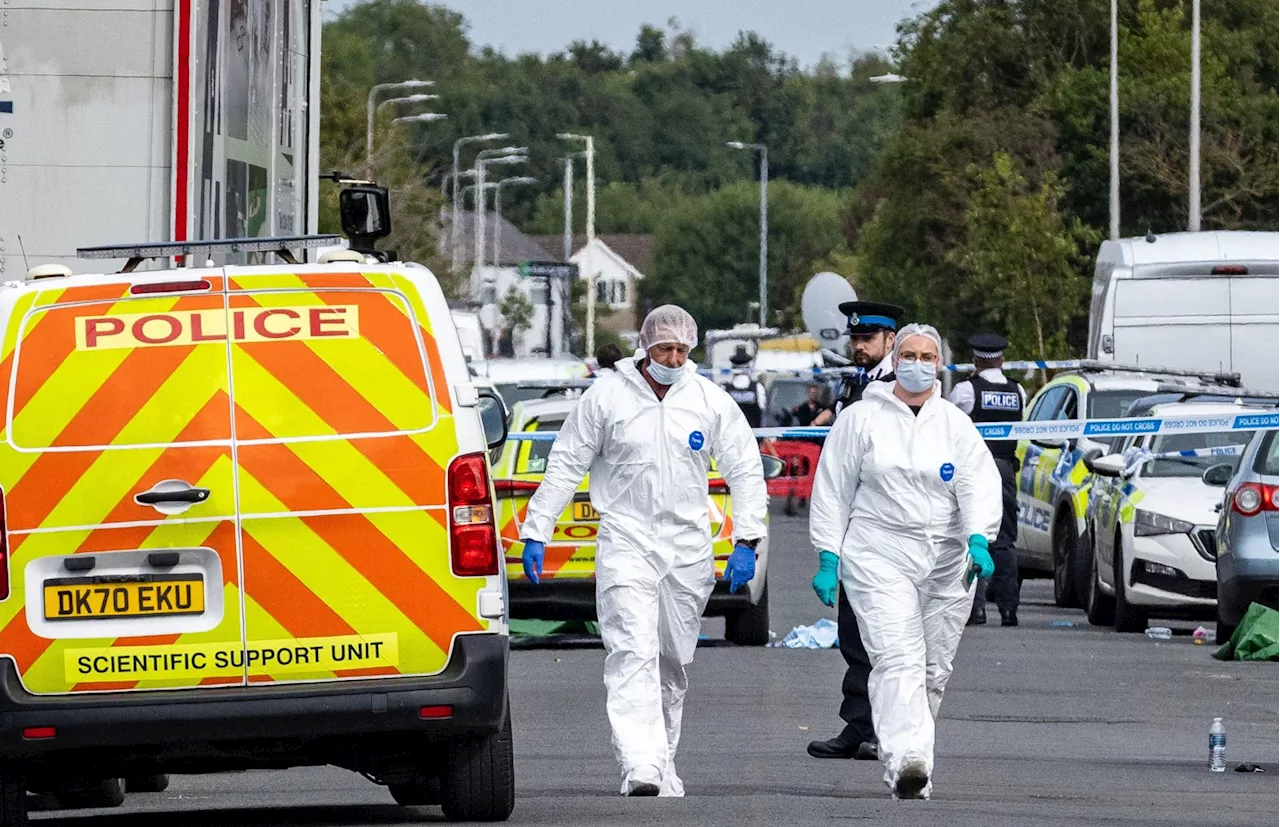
[366,80,434,177]
[493,176,537,268]
[452,133,510,272]
[558,134,595,353]
[1109,0,1120,239]
[471,148,528,298]
[728,141,769,328]
[1188,0,1201,232]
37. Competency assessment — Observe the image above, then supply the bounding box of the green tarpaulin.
[1212,602,1279,662]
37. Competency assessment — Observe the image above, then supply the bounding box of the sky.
[321,0,939,70]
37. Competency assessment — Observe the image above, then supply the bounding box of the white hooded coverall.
[809,380,1001,794]
[522,357,768,795]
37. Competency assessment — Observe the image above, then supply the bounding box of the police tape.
[505,410,1278,445]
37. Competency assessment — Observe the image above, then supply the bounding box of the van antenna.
[16,235,29,271]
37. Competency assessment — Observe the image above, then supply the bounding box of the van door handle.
[135,480,211,515]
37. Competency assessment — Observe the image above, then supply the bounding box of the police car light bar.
[947,358,1241,387]
[77,235,345,273]
[704,328,782,345]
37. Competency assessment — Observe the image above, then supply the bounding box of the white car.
[1081,401,1261,631]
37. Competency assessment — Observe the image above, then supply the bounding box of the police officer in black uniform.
[948,333,1025,626]
[724,344,765,428]
[807,300,904,761]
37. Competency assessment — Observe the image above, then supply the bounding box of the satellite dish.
[802,272,857,354]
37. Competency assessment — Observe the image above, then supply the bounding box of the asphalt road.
[33,503,1279,826]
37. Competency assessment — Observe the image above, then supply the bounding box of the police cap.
[969,332,1009,359]
[837,301,906,336]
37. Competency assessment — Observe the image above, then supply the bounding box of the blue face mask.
[896,359,937,393]
[646,359,685,386]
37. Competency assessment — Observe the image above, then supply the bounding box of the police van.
[0,188,515,823]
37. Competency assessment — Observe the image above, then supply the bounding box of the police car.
[0,226,516,821]
[491,396,780,645]
[1080,401,1265,632]
[1014,369,1239,608]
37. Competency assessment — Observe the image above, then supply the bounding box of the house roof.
[443,212,554,267]
[529,234,655,274]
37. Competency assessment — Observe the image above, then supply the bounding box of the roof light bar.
[77,235,344,273]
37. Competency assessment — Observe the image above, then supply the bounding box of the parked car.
[485,357,590,409]
[490,397,781,645]
[1081,402,1261,631]
[1214,428,1279,641]
[1014,369,1227,607]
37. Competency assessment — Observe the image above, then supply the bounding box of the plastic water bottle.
[1209,717,1226,772]
[1145,626,1173,640]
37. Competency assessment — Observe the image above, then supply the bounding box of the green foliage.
[641,181,849,332]
[852,0,1277,359]
[498,285,534,337]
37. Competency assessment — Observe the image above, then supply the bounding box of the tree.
[947,153,1098,359]
[499,285,534,339]
[641,181,848,333]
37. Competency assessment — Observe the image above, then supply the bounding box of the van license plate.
[572,502,600,521]
[43,575,206,621]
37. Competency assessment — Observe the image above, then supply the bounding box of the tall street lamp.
[472,149,528,297]
[452,132,510,271]
[493,176,538,268]
[1109,0,1120,239]
[366,80,434,177]
[558,133,595,352]
[728,141,769,328]
[1188,0,1201,232]
[366,95,441,175]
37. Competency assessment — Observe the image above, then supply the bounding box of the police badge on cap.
[836,301,906,336]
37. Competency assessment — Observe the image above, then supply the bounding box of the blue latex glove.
[967,534,995,581]
[522,539,545,584]
[725,543,757,593]
[811,550,840,608]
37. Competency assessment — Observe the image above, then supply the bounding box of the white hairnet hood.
[640,305,698,350]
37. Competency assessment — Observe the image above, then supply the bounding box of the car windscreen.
[517,416,566,474]
[1089,390,1149,420]
[1144,431,1255,478]
[495,383,557,408]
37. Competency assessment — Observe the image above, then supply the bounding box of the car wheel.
[1052,514,1081,609]
[56,778,125,810]
[0,771,28,827]
[125,774,169,794]
[1084,528,1115,627]
[1112,532,1147,633]
[440,704,515,822]
[725,581,770,646]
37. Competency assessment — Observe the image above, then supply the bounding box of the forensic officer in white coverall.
[520,305,768,797]
[809,323,1002,799]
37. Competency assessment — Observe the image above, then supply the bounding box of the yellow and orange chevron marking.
[0,270,486,694]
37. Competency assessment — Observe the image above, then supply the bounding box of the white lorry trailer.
[0,0,320,277]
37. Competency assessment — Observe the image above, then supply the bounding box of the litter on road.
[767,618,839,649]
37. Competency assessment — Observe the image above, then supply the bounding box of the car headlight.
[1134,509,1195,537]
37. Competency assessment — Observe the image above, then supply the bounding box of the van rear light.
[22,726,55,740]
[1233,483,1278,517]
[448,454,499,576]
[130,279,212,295]
[493,479,540,498]
[419,705,454,719]
[708,478,729,494]
[1211,265,1249,275]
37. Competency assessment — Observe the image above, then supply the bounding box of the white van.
[1088,231,1279,392]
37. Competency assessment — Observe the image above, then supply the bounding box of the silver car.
[1214,429,1279,641]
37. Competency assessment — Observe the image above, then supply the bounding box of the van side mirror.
[340,186,392,254]
[762,455,785,480]
[477,391,509,451]
[1202,463,1234,487]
